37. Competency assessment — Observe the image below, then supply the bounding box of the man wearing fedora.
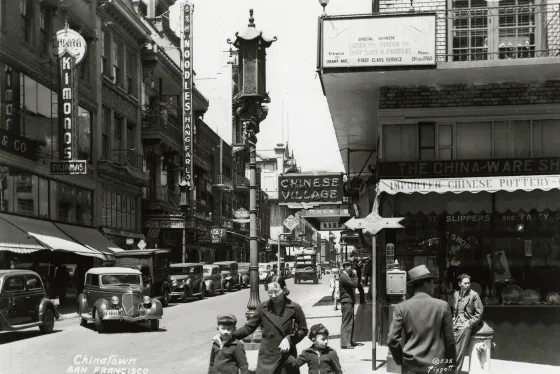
[339,260,359,349]
[388,265,456,374]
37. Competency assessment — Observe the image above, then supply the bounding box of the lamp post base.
[242,309,262,351]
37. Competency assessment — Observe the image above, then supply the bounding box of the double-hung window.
[20,0,32,43]
[39,5,51,55]
[112,40,123,86]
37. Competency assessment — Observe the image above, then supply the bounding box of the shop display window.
[0,164,92,226]
[391,208,560,307]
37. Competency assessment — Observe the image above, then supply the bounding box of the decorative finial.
[248,9,255,27]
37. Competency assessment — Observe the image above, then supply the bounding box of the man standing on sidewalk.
[387,265,456,374]
[339,261,358,349]
[353,259,366,304]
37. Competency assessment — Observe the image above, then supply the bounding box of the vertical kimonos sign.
[52,25,87,175]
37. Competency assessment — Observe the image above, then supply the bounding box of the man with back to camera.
[388,265,456,374]
[452,274,483,374]
[338,260,359,349]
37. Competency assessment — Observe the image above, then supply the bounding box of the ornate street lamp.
[228,9,276,351]
[318,0,330,16]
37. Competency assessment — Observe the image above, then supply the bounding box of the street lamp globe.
[319,0,330,15]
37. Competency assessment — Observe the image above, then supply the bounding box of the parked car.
[202,264,225,296]
[169,263,205,302]
[259,263,273,290]
[14,263,56,297]
[0,269,59,334]
[214,261,241,292]
[115,249,172,307]
[238,263,250,288]
[77,267,162,333]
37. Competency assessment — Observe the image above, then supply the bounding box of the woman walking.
[231,276,308,374]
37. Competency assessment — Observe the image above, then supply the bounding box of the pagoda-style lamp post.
[228,9,276,351]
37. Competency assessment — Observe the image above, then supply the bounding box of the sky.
[169,0,372,173]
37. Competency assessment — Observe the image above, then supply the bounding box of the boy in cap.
[284,323,343,374]
[208,313,249,374]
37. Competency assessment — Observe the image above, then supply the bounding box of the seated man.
[452,274,484,374]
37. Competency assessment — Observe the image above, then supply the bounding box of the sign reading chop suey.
[278,173,343,205]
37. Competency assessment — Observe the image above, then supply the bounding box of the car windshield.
[259,264,267,270]
[170,267,195,275]
[203,268,211,274]
[101,274,141,285]
[218,265,231,271]
[238,265,249,272]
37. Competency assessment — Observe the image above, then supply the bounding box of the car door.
[212,267,221,289]
[84,274,99,314]
[1,275,28,325]
[23,274,44,322]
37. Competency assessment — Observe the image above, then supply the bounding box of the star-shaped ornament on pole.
[344,211,404,235]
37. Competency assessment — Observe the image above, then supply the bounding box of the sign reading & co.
[0,128,38,161]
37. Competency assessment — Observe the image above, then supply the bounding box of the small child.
[329,274,340,311]
[208,313,249,374]
[284,324,343,374]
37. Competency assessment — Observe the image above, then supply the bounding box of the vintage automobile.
[214,261,241,292]
[258,263,273,290]
[169,263,206,302]
[77,267,163,333]
[115,249,172,307]
[0,269,59,334]
[202,264,225,296]
[238,263,250,288]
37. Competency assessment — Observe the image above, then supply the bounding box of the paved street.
[0,276,339,374]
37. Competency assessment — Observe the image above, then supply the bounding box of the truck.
[114,249,173,307]
[294,248,318,284]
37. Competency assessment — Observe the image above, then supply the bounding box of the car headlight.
[172,279,178,286]
[111,296,120,305]
[143,296,151,304]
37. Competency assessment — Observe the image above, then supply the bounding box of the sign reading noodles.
[321,14,436,68]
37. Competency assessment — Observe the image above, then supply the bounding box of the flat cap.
[217,313,237,326]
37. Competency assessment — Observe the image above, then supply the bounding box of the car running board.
[4,321,42,331]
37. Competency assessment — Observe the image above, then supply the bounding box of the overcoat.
[232,298,309,374]
[387,292,457,374]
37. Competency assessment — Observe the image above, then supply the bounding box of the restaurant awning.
[0,213,104,259]
[54,223,124,261]
[0,216,47,254]
[378,174,560,195]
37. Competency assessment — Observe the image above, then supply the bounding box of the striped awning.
[54,223,124,261]
[0,214,104,259]
[0,216,47,254]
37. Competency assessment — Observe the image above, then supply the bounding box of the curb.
[58,312,80,320]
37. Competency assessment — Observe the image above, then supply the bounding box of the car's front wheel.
[220,282,225,295]
[161,288,170,307]
[150,319,159,331]
[94,310,107,333]
[181,288,191,303]
[199,285,206,300]
[209,284,215,296]
[80,318,88,327]
[39,308,55,334]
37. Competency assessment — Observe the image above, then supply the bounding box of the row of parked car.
[0,250,295,336]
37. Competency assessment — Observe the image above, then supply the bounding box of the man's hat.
[342,261,352,267]
[407,265,437,285]
[217,313,237,326]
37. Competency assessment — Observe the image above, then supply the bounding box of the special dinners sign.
[321,14,436,68]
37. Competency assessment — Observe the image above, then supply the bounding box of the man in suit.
[388,265,456,374]
[452,274,483,374]
[339,261,358,349]
[353,259,366,304]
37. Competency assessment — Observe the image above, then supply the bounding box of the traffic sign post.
[279,215,300,275]
[343,210,404,371]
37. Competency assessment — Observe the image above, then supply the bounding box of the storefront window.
[0,64,91,161]
[389,191,560,307]
[101,187,138,232]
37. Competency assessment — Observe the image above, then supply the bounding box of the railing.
[436,4,560,62]
[142,110,182,144]
[110,149,145,171]
[146,184,180,207]
[213,175,233,190]
[190,200,213,222]
[235,175,250,190]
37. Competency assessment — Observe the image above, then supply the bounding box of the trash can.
[468,322,494,373]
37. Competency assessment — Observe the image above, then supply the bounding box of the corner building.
[320,0,560,366]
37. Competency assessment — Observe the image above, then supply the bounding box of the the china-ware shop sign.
[321,14,436,68]
[278,173,343,206]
